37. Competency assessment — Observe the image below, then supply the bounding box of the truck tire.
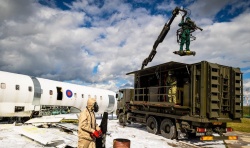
[118,113,126,126]
[146,116,159,134]
[160,118,177,139]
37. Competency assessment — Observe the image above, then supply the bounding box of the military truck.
[116,61,243,140]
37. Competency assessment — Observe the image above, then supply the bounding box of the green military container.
[116,61,243,140]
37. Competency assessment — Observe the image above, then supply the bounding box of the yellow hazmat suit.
[78,98,101,148]
[167,76,177,104]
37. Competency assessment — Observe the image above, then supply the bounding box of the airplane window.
[120,92,124,99]
[15,106,24,112]
[100,96,102,100]
[94,95,97,99]
[74,93,77,98]
[28,86,32,92]
[50,90,53,95]
[88,95,91,98]
[16,85,20,90]
[82,94,84,98]
[1,83,6,89]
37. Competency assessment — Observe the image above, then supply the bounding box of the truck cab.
[116,89,134,124]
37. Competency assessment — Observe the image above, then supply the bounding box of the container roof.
[126,61,189,76]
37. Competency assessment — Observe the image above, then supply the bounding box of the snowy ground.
[97,117,226,148]
[101,119,181,148]
[0,124,43,148]
[0,117,183,148]
[0,115,249,148]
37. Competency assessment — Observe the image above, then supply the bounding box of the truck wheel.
[118,113,126,126]
[146,116,159,134]
[160,118,177,139]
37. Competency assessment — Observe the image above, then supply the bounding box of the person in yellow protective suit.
[166,71,177,104]
[78,98,102,148]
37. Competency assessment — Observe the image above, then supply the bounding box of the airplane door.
[57,87,63,100]
[107,95,115,112]
[31,77,42,105]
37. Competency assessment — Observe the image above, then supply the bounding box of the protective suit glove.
[92,130,101,138]
[97,129,102,136]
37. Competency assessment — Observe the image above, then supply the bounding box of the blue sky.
[0,0,250,104]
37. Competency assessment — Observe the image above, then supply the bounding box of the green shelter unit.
[116,61,243,140]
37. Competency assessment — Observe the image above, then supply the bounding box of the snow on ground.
[0,124,43,148]
[0,114,246,148]
[0,117,181,148]
[99,119,180,148]
[97,117,227,148]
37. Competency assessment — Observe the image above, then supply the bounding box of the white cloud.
[245,79,250,88]
[244,69,250,74]
[157,0,177,11]
[0,0,249,92]
[187,0,237,19]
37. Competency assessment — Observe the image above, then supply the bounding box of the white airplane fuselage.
[0,71,117,117]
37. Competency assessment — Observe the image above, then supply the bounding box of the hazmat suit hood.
[87,98,99,112]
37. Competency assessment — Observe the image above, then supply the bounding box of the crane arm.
[141,7,187,70]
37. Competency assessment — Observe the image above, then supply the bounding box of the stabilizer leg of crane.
[173,50,196,56]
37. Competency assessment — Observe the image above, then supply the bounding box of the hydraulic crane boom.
[141,7,187,70]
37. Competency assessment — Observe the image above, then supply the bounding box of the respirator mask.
[93,102,99,112]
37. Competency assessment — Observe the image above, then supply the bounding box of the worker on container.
[78,98,102,148]
[166,71,177,104]
[178,17,194,52]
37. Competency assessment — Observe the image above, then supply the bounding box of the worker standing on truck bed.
[78,98,102,148]
[166,71,177,104]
